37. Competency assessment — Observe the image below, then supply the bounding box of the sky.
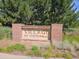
[73,0,79,12]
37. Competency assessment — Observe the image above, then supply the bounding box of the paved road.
[0,53,78,59]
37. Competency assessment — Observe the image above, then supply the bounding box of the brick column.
[51,24,63,46]
[12,24,24,41]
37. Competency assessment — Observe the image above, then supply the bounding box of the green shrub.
[0,48,4,52]
[12,44,26,51]
[0,48,8,52]
[6,46,14,52]
[0,26,12,40]
[6,44,26,52]
[43,46,52,59]
[31,46,41,56]
[64,53,72,59]
[25,50,33,56]
[55,53,64,57]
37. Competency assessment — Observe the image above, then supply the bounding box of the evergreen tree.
[0,0,33,26]
[0,0,78,28]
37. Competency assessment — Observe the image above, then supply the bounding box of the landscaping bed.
[0,42,78,59]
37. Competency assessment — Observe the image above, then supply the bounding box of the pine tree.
[0,0,33,26]
[0,0,78,28]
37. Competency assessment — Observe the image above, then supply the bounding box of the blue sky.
[73,0,79,12]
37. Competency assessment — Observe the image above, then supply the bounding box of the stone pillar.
[12,24,24,41]
[51,24,63,47]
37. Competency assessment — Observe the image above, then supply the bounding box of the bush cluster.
[0,26,12,40]
[0,44,73,59]
[0,44,26,52]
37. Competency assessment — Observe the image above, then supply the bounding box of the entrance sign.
[22,30,49,40]
[12,24,63,46]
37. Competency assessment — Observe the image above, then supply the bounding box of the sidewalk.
[0,53,77,59]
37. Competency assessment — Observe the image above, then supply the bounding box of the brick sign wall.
[12,24,63,46]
